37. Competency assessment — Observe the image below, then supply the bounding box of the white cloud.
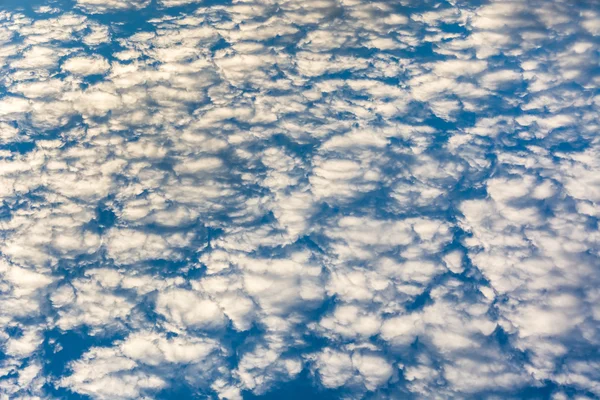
[480,69,522,90]
[443,250,464,274]
[121,331,220,365]
[71,89,122,117]
[318,304,382,338]
[155,288,227,330]
[173,157,223,174]
[59,346,166,400]
[432,59,488,77]
[159,0,202,6]
[4,329,44,358]
[582,11,600,35]
[105,229,192,264]
[351,352,393,390]
[75,0,150,13]
[83,24,111,45]
[236,254,325,315]
[62,55,110,75]
[312,348,354,388]
[11,46,62,69]
[0,97,31,115]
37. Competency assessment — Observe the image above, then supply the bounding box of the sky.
[0,0,599,399]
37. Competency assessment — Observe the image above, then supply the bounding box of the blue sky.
[0,0,599,399]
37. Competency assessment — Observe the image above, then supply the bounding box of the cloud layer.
[0,0,599,399]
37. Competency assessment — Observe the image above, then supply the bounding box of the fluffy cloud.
[62,55,110,75]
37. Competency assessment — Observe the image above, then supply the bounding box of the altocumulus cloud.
[0,0,599,399]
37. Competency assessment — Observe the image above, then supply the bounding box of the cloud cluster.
[0,0,599,398]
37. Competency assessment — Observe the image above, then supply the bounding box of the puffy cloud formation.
[0,0,599,399]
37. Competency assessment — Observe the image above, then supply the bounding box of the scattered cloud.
[0,0,599,398]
